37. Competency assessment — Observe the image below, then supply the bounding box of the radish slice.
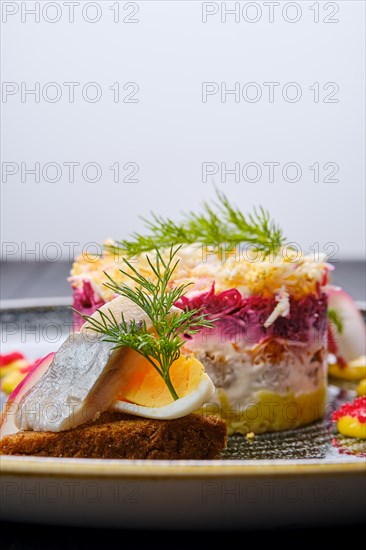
[0,353,55,438]
[327,287,366,363]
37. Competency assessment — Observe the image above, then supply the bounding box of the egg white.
[111,373,215,420]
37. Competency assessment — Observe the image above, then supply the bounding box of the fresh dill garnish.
[328,308,343,334]
[73,246,215,401]
[106,189,285,258]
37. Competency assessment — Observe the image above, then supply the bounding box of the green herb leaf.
[106,189,285,258]
[73,246,215,401]
[328,307,343,334]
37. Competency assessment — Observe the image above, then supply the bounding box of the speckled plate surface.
[1,301,365,529]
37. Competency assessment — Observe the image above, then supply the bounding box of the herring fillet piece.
[14,296,181,433]
[15,332,126,432]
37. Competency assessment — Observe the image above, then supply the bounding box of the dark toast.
[0,411,227,459]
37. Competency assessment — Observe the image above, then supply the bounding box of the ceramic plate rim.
[1,456,365,479]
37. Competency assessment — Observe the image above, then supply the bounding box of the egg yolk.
[115,351,205,408]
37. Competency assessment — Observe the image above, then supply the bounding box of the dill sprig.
[106,189,285,258]
[74,246,215,401]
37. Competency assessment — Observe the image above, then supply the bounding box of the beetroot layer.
[72,281,105,330]
[177,284,327,344]
[72,281,327,345]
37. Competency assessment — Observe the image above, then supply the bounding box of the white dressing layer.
[183,338,327,407]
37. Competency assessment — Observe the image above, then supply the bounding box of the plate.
[1,301,365,529]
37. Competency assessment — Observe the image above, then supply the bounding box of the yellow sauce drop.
[1,370,26,394]
[337,415,366,439]
[0,359,28,379]
[328,356,366,381]
[357,378,366,396]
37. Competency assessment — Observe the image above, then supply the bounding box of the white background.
[1,0,365,261]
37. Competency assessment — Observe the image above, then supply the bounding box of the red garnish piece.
[20,358,40,374]
[332,397,366,424]
[332,437,366,458]
[0,352,25,367]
